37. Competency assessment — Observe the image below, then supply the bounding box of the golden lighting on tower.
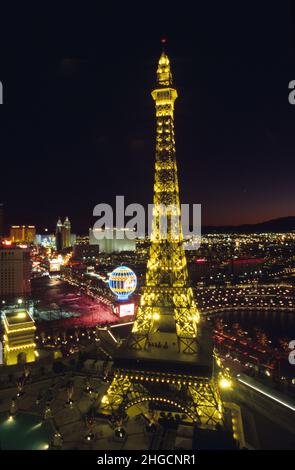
[132,47,199,349]
[99,45,223,429]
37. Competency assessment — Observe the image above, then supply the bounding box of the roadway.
[228,373,295,449]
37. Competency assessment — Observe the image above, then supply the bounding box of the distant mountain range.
[203,216,295,234]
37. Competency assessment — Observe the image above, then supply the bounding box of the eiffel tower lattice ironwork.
[100,46,223,428]
[129,49,199,353]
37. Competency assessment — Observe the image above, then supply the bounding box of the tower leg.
[188,379,223,428]
[100,375,133,415]
[100,373,223,429]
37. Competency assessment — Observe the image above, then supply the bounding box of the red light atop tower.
[161,37,167,45]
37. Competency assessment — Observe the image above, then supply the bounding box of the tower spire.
[157,38,173,86]
[132,48,198,344]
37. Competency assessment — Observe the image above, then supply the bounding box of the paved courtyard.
[0,374,153,450]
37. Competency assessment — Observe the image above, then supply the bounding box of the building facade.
[89,228,136,253]
[10,225,36,244]
[100,48,223,427]
[62,216,71,248]
[0,244,31,297]
[55,217,72,251]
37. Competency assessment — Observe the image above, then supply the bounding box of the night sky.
[1,2,295,234]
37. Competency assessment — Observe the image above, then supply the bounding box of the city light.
[17,312,26,319]
[1,29,295,454]
[219,377,232,390]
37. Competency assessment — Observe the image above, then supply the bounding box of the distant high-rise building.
[89,227,136,253]
[62,216,71,248]
[10,225,36,244]
[55,217,72,251]
[0,243,31,297]
[55,218,63,252]
[0,203,4,237]
[35,233,56,248]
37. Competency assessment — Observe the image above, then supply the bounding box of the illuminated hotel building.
[2,309,36,365]
[89,227,136,253]
[10,225,36,244]
[56,218,63,251]
[56,217,72,251]
[0,244,31,297]
[75,234,89,245]
[62,216,71,248]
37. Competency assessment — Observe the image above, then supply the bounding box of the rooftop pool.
[0,412,53,450]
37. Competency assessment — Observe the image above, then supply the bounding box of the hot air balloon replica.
[108,266,137,301]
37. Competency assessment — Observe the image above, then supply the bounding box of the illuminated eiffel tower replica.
[101,46,223,427]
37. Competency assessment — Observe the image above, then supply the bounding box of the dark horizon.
[2,3,295,233]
